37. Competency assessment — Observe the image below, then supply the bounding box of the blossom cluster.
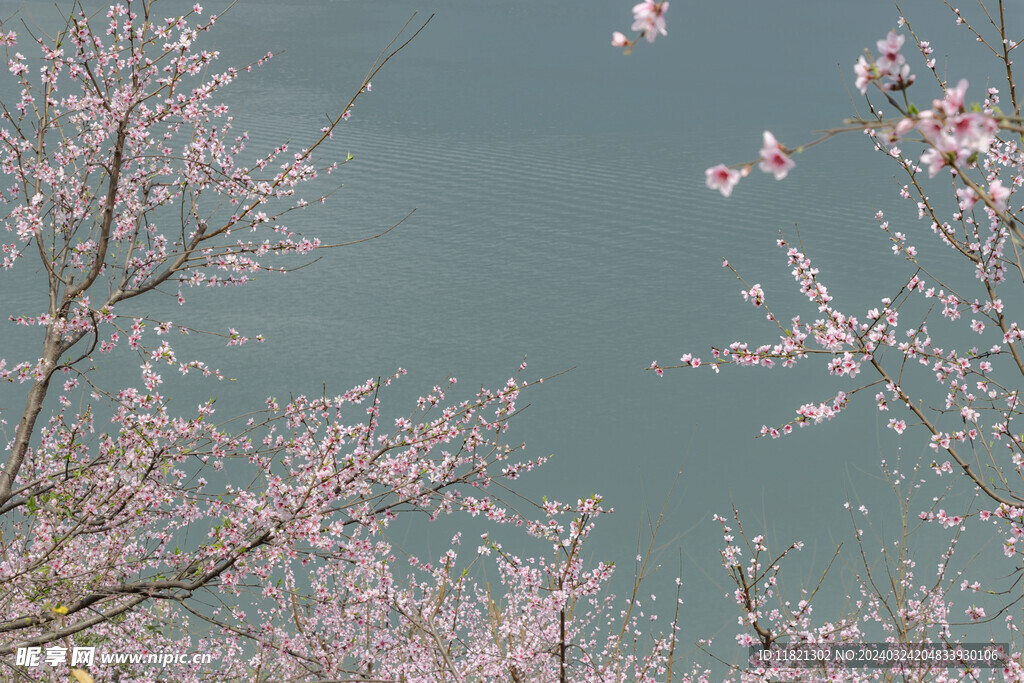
[611,1,668,53]
[705,131,794,197]
[854,30,915,94]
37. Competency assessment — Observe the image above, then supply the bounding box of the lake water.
[0,0,1013,671]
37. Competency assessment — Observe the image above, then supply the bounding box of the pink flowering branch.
[678,6,1024,513]
[633,0,1024,673]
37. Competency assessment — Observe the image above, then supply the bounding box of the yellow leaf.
[52,605,69,615]
[71,669,94,683]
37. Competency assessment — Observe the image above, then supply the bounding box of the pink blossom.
[989,178,1010,210]
[950,111,997,152]
[966,605,986,621]
[939,78,969,115]
[631,1,668,42]
[742,283,765,307]
[876,30,905,68]
[919,134,960,177]
[957,186,979,209]
[758,131,795,180]
[611,31,629,47]
[854,55,873,94]
[705,164,741,196]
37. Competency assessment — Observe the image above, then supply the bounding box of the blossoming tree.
[618,0,1024,679]
[0,2,686,681]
